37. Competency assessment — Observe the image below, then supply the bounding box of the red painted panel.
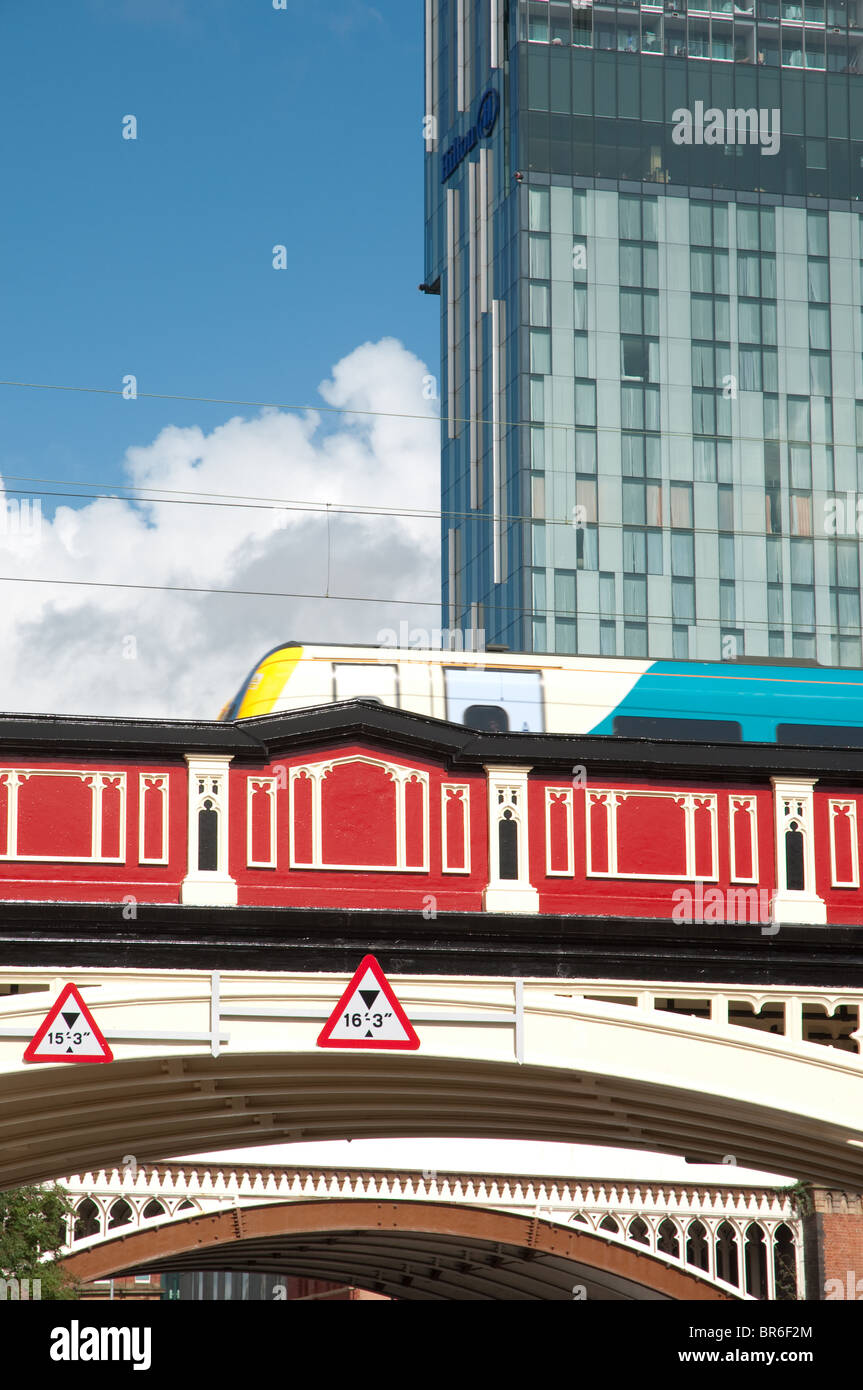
[142,779,166,861]
[320,761,397,867]
[693,798,714,878]
[590,794,610,873]
[250,782,273,865]
[548,793,570,873]
[291,773,314,865]
[6,739,858,926]
[732,800,754,880]
[404,776,425,868]
[0,776,7,856]
[17,774,93,859]
[616,795,687,877]
[100,778,123,859]
[832,804,856,884]
[445,788,466,871]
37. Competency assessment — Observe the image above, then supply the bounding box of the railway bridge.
[1,968,862,1191]
[4,704,863,1298]
[58,1161,801,1301]
[0,964,860,1298]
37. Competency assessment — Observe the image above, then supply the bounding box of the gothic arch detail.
[441,784,471,874]
[180,756,237,907]
[483,765,539,913]
[770,778,826,925]
[829,799,859,889]
[289,756,429,872]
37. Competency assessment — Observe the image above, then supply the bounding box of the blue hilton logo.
[441,88,500,182]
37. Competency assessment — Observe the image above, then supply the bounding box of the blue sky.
[0,0,442,719]
[0,0,435,495]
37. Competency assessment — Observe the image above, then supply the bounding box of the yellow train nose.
[236,648,303,718]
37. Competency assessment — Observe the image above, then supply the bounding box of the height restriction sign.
[23,983,114,1064]
[317,956,420,1050]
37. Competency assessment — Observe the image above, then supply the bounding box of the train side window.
[333,664,399,708]
[613,716,743,742]
[463,704,510,733]
[444,668,544,732]
[777,724,863,747]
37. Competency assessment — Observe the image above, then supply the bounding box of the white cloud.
[0,338,440,720]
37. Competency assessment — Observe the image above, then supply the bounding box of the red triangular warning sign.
[23,984,114,1064]
[317,956,420,1050]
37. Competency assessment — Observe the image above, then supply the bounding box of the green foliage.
[0,1185,79,1299]
[780,1180,814,1217]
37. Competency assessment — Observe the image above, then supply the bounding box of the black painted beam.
[2,699,863,780]
[0,902,861,986]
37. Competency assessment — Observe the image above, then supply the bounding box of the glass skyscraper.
[424,0,863,664]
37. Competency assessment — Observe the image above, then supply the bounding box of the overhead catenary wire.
[0,474,850,630]
[0,374,850,450]
[0,569,855,640]
[0,376,854,635]
[0,376,849,536]
[0,473,847,544]
[1,569,861,711]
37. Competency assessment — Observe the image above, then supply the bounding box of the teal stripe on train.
[586,662,863,744]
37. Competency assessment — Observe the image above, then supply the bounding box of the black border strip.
[1,903,862,985]
[3,699,863,781]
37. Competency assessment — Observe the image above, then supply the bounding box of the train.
[219,641,863,746]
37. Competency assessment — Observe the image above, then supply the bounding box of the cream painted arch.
[0,967,862,1188]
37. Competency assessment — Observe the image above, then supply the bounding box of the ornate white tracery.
[0,769,126,863]
[828,799,860,890]
[586,790,718,880]
[441,783,471,874]
[545,787,574,876]
[138,774,169,866]
[568,1204,801,1301]
[289,756,429,872]
[246,777,277,870]
[180,756,236,906]
[484,765,539,912]
[729,796,759,884]
[770,778,827,924]
[60,1165,802,1301]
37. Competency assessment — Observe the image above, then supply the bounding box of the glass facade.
[425,0,863,661]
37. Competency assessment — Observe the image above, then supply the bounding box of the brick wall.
[804,1190,863,1300]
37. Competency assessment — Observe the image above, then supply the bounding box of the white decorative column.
[769,777,827,925]
[181,755,237,907]
[483,764,539,914]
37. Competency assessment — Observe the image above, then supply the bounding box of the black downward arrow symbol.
[359,990,379,1009]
